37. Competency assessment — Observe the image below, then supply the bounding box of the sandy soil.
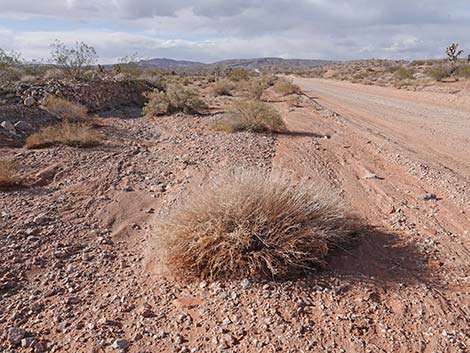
[1,81,469,353]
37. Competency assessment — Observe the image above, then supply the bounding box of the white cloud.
[0,0,469,62]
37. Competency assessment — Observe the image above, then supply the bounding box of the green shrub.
[241,78,270,100]
[143,90,170,117]
[229,67,249,81]
[426,66,450,81]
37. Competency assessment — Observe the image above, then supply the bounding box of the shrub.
[41,96,88,121]
[0,160,21,188]
[25,121,102,149]
[393,67,414,80]
[213,99,287,133]
[166,84,208,114]
[212,80,234,96]
[241,78,269,100]
[274,78,301,96]
[50,40,97,80]
[286,95,301,108]
[426,66,450,81]
[143,90,170,117]
[229,67,249,81]
[456,65,470,78]
[158,168,361,280]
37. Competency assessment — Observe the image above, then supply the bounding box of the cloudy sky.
[0,0,469,63]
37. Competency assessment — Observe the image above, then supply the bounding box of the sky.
[0,0,469,64]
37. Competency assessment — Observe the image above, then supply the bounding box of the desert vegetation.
[0,160,21,188]
[41,96,88,121]
[273,78,301,96]
[25,121,102,149]
[211,79,235,96]
[159,168,361,280]
[213,99,287,133]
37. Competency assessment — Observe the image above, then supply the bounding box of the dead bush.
[158,168,361,280]
[274,78,301,96]
[286,95,301,108]
[213,99,287,133]
[25,121,102,149]
[41,96,88,121]
[0,160,21,188]
[212,80,234,96]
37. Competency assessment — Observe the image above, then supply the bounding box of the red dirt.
[1,79,469,352]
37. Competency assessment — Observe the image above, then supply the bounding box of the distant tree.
[50,40,97,80]
[445,43,463,73]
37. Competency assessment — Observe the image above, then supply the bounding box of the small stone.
[111,339,130,351]
[24,96,36,106]
[21,337,35,347]
[1,120,16,134]
[241,278,251,290]
[175,335,184,345]
[418,193,438,201]
[33,213,50,225]
[7,327,26,344]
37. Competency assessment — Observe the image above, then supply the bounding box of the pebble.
[418,193,438,201]
[111,339,130,351]
[241,278,251,290]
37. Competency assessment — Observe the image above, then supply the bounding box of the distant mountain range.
[138,57,332,68]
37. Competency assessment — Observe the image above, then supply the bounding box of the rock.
[7,327,26,344]
[241,278,251,290]
[33,213,50,225]
[21,337,35,347]
[111,339,130,351]
[14,120,33,131]
[1,120,16,134]
[24,96,36,106]
[418,193,438,201]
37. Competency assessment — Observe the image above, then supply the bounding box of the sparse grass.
[0,160,21,188]
[211,80,234,96]
[393,67,414,81]
[41,96,88,121]
[158,168,362,280]
[25,121,102,149]
[274,78,301,96]
[213,99,287,133]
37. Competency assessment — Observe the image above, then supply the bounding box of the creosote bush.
[273,78,301,96]
[213,99,287,133]
[158,168,362,280]
[0,160,21,188]
[426,66,450,82]
[25,121,102,149]
[41,96,88,121]
[143,84,208,117]
[241,78,269,100]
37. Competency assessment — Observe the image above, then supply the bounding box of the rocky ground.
[1,83,469,353]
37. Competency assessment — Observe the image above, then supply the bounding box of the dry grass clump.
[25,121,102,149]
[274,78,301,96]
[456,65,470,78]
[212,80,235,96]
[213,99,287,133]
[286,94,301,108]
[426,66,450,81]
[158,168,361,280]
[41,96,88,121]
[0,160,21,188]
